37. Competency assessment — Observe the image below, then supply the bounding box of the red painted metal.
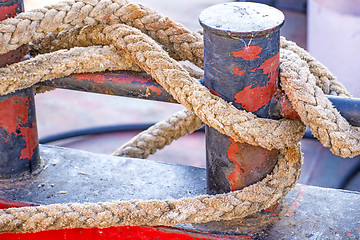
[1,226,254,240]
[0,0,23,21]
[200,3,285,193]
[0,0,39,179]
[0,95,37,160]
[73,71,163,96]
[0,198,31,209]
[0,88,40,178]
[38,70,177,103]
[0,202,254,240]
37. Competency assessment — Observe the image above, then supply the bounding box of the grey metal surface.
[0,145,206,204]
[0,145,359,239]
[199,2,285,37]
[192,185,360,239]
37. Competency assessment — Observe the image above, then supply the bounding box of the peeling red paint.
[285,185,308,217]
[234,53,279,112]
[0,4,19,21]
[232,45,262,61]
[233,66,245,76]
[258,52,279,87]
[227,138,244,191]
[212,66,221,73]
[0,96,37,160]
[279,95,299,119]
[73,72,166,96]
[147,85,162,95]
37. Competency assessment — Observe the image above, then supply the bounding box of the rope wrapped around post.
[0,0,358,233]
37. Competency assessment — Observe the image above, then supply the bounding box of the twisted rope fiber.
[0,22,306,150]
[112,109,203,158]
[22,14,355,158]
[0,0,304,233]
[0,145,302,233]
[0,0,203,67]
[0,0,357,234]
[0,0,353,155]
[279,48,360,158]
[0,45,142,94]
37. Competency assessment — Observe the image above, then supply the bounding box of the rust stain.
[227,138,244,191]
[0,5,19,21]
[280,96,300,119]
[0,198,31,209]
[285,185,309,217]
[232,45,262,60]
[0,96,37,160]
[258,52,279,87]
[146,85,162,95]
[234,53,279,112]
[233,65,245,76]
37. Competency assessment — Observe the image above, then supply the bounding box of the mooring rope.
[0,0,357,233]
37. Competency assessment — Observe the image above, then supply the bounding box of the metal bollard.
[199,2,285,194]
[0,0,40,179]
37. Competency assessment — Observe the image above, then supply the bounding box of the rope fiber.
[0,0,358,233]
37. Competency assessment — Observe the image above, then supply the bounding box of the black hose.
[39,123,154,144]
[39,123,205,144]
[40,123,317,143]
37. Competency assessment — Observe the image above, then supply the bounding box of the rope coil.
[0,0,358,233]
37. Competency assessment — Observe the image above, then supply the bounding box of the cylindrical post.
[0,0,40,179]
[199,3,285,194]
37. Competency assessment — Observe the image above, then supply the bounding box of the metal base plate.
[0,145,359,239]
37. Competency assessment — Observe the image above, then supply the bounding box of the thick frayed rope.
[0,0,357,234]
[0,145,302,233]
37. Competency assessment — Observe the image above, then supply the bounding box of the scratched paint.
[73,72,162,96]
[279,95,300,119]
[227,138,244,191]
[233,53,279,112]
[232,45,262,61]
[0,0,23,21]
[285,185,309,217]
[233,65,245,76]
[0,88,39,178]
[0,95,37,160]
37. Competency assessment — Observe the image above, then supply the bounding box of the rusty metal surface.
[0,88,40,179]
[0,145,207,203]
[0,145,358,239]
[0,0,40,179]
[38,71,177,103]
[199,2,284,193]
[0,0,23,21]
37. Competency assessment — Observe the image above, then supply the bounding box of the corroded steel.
[38,70,177,103]
[0,0,40,179]
[199,2,285,193]
[0,88,40,178]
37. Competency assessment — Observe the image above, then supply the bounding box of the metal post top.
[199,2,285,37]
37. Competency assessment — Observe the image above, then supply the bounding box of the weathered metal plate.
[0,145,359,239]
[0,145,206,204]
